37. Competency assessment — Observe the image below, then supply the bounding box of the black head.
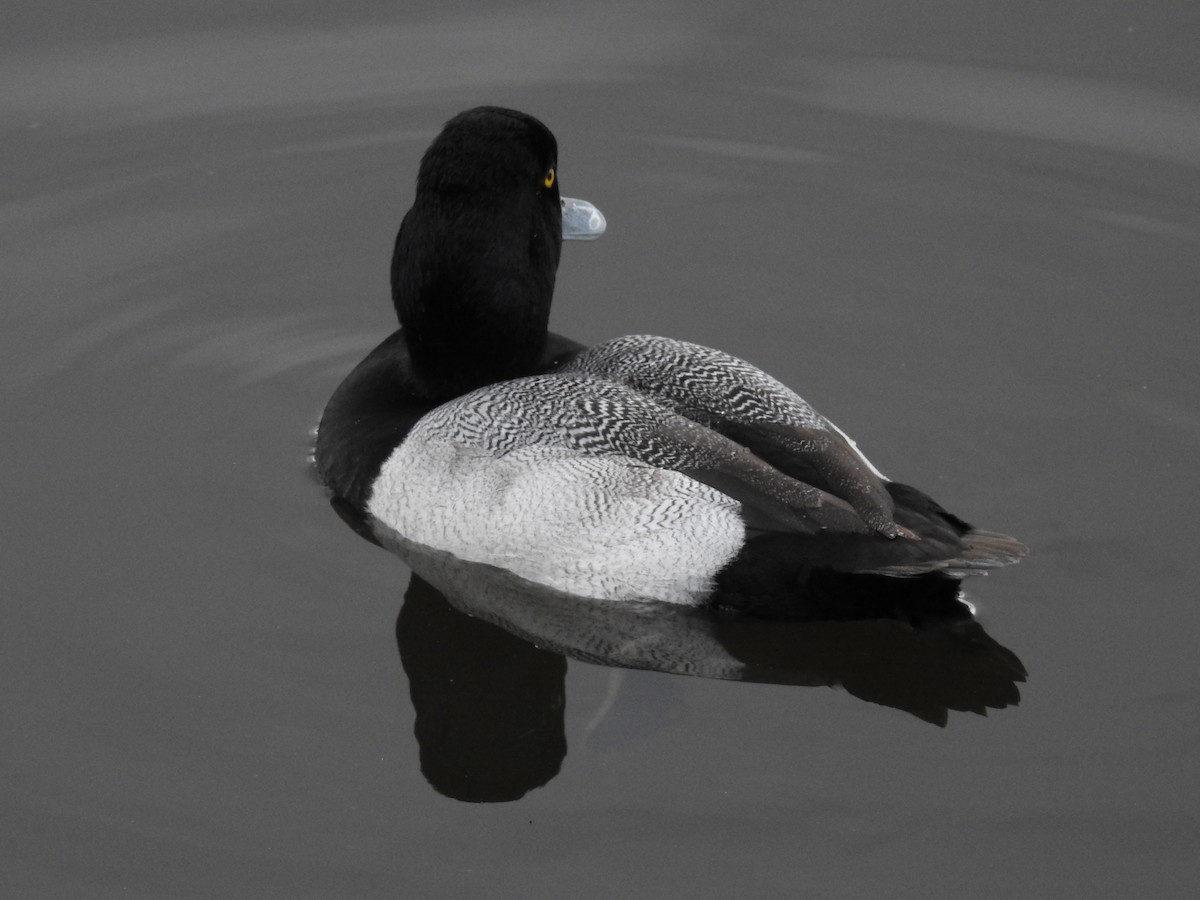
[415,106,560,199]
[391,107,565,400]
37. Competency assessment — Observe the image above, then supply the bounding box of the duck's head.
[391,107,604,401]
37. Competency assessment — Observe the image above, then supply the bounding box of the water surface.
[4,2,1198,897]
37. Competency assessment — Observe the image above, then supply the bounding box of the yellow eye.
[543,168,555,188]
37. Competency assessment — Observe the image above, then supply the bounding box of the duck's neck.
[391,204,559,404]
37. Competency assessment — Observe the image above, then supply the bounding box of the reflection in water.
[370,515,1027,803]
[398,577,566,803]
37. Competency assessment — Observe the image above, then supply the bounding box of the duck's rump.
[739,480,1026,576]
[710,482,1025,622]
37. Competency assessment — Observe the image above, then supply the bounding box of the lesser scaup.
[315,106,1025,616]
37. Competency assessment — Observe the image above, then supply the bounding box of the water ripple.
[786,57,1200,165]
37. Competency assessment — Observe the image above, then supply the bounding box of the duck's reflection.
[397,576,566,802]
[378,528,1026,804]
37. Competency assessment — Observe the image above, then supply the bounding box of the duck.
[315,106,1025,619]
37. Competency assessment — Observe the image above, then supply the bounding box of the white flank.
[368,438,746,604]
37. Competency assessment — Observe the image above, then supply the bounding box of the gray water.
[4,2,1199,897]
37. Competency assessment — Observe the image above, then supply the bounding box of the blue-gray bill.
[561,197,606,240]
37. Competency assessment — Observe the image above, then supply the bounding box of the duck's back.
[568,336,1026,576]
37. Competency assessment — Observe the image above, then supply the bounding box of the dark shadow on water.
[397,576,567,803]
[363,517,1028,804]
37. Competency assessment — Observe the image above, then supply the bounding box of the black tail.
[863,482,1027,576]
[714,482,1025,622]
